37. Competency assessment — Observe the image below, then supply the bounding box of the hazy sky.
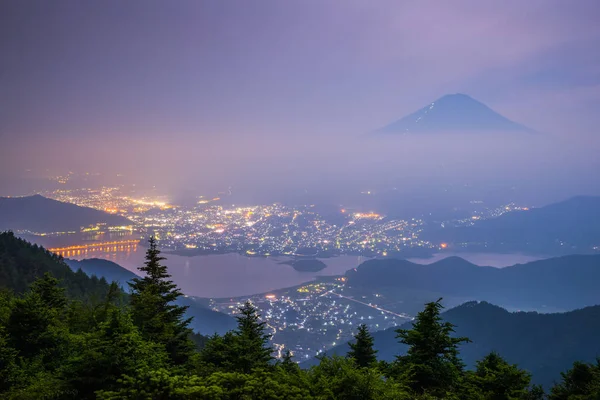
[1,0,599,205]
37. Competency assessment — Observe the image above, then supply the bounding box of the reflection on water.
[50,240,139,260]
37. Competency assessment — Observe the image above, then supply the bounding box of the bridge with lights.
[49,239,140,258]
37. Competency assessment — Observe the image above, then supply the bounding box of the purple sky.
[1,0,599,204]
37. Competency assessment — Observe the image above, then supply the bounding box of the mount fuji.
[376,93,537,134]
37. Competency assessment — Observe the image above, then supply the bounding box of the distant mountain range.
[345,254,600,310]
[0,194,131,232]
[426,196,600,254]
[305,301,600,388]
[376,93,536,134]
[65,258,237,335]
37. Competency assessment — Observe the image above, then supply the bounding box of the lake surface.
[67,245,545,298]
[69,247,368,297]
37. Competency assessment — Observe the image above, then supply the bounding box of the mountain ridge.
[426,195,600,254]
[345,253,600,310]
[0,194,131,233]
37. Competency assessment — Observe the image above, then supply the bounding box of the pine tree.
[0,326,18,392]
[197,302,273,374]
[197,331,238,374]
[549,359,600,400]
[64,308,167,398]
[6,274,69,363]
[232,301,273,373]
[467,352,533,400]
[280,349,300,373]
[128,237,194,365]
[6,291,65,365]
[347,323,378,368]
[394,298,470,396]
[29,272,67,310]
[97,281,123,323]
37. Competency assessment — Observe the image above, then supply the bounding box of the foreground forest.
[1,232,599,399]
[305,301,600,388]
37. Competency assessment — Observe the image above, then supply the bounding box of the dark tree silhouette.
[128,237,194,365]
[394,298,470,396]
[347,323,378,368]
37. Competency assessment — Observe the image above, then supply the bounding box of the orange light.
[440,243,448,249]
[354,212,381,219]
[48,240,139,253]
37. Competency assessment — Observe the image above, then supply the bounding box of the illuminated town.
[37,185,531,259]
[37,186,428,257]
[2,184,533,360]
[208,278,414,361]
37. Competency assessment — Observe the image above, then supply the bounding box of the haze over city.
[2,0,600,210]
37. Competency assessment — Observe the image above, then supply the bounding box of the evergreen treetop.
[394,298,470,396]
[128,236,194,365]
[347,323,378,368]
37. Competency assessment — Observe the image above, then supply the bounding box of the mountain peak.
[437,93,476,101]
[430,256,479,269]
[376,94,536,134]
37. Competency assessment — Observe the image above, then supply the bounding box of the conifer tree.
[6,274,68,362]
[29,272,67,310]
[467,351,533,400]
[394,298,470,396]
[347,323,378,368]
[65,308,167,398]
[198,301,273,373]
[128,237,194,365]
[98,281,122,321]
[232,301,273,373]
[0,326,18,392]
[280,349,300,373]
[549,359,600,400]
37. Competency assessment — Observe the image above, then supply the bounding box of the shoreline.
[162,247,438,260]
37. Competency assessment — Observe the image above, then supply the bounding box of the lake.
[66,245,545,298]
[67,247,368,297]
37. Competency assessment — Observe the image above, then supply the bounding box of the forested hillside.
[1,232,599,399]
[0,231,113,300]
[307,301,600,388]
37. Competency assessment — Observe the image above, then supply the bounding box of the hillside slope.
[0,231,112,299]
[0,194,131,232]
[426,196,600,254]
